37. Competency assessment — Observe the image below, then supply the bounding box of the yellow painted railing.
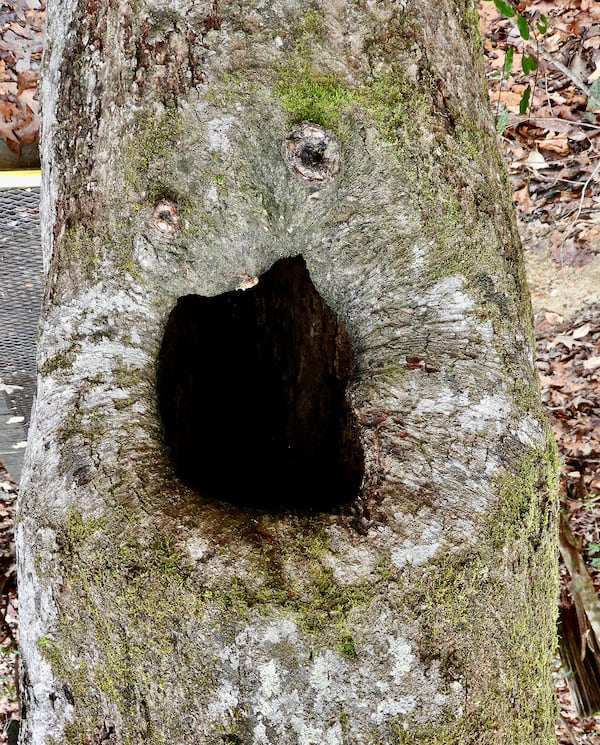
[0,170,41,189]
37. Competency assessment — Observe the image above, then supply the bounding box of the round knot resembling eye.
[283,122,341,188]
[152,198,180,237]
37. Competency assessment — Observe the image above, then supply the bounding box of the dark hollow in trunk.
[157,255,364,510]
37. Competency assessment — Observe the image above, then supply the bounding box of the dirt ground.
[0,469,17,740]
[478,1,600,741]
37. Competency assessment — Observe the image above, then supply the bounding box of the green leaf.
[536,14,549,35]
[588,543,600,556]
[495,106,509,133]
[517,15,530,40]
[519,85,531,115]
[493,0,515,18]
[503,46,514,74]
[522,54,538,75]
[588,79,600,111]
[591,557,600,568]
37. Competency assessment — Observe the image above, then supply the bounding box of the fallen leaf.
[573,324,592,339]
[16,68,37,94]
[525,149,550,170]
[0,120,18,142]
[583,356,600,371]
[538,137,571,156]
[13,111,38,144]
[551,334,581,350]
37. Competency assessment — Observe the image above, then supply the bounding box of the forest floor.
[0,469,17,740]
[1,0,600,743]
[479,1,600,742]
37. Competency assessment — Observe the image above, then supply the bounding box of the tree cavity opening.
[157,256,364,511]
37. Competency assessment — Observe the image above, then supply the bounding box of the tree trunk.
[17,1,559,743]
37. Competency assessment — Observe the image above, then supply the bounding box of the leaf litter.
[0,0,44,156]
[479,0,600,740]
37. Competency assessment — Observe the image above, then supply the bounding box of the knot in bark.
[152,198,180,237]
[284,122,341,188]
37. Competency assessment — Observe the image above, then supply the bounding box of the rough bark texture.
[17,0,559,743]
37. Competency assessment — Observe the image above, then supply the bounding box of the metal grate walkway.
[0,187,43,482]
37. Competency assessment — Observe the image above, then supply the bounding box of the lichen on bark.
[17,0,559,743]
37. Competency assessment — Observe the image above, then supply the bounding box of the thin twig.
[522,170,598,188]
[555,157,600,263]
[519,153,600,168]
[517,115,600,131]
[519,114,600,129]
[573,159,600,225]
[530,43,593,100]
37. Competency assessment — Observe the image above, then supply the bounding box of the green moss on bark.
[411,438,560,744]
[43,511,216,740]
[40,344,81,376]
[275,70,356,131]
[273,3,523,336]
[41,508,391,742]
[55,225,102,287]
[123,108,186,201]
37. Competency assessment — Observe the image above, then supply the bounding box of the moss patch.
[55,225,102,288]
[40,344,81,377]
[275,69,356,131]
[273,15,520,319]
[201,522,384,638]
[42,508,392,742]
[123,108,186,202]
[412,438,560,744]
[43,511,216,740]
[273,0,528,355]
[387,718,470,745]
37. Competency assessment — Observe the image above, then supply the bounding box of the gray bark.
[17,1,559,743]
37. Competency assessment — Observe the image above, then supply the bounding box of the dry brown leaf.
[573,324,592,339]
[513,184,532,212]
[583,357,600,371]
[16,68,36,95]
[0,100,15,119]
[495,89,524,109]
[0,120,18,142]
[538,137,571,156]
[13,110,38,144]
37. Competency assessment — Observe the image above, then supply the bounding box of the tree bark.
[17,0,559,743]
